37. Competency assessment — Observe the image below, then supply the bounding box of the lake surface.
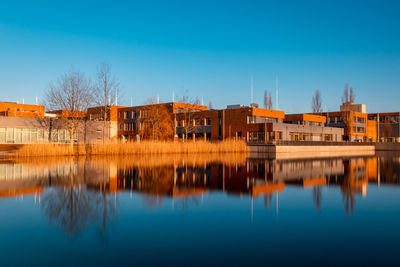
[1,153,400,266]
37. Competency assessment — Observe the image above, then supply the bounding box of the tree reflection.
[41,162,116,238]
[42,183,96,237]
[341,160,356,216]
[312,187,322,212]
[341,181,356,216]
[263,194,273,209]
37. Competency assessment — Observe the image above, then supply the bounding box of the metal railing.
[248,140,375,146]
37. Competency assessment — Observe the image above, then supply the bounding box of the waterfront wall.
[376,142,400,151]
[248,143,375,159]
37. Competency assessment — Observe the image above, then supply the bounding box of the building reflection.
[0,153,398,236]
[0,159,117,238]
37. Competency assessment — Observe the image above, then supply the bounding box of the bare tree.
[93,62,120,143]
[342,83,349,104]
[264,89,268,109]
[264,89,273,109]
[139,98,174,141]
[208,101,213,110]
[349,86,355,103]
[268,92,272,109]
[311,89,322,113]
[178,88,191,104]
[144,96,158,105]
[46,69,93,146]
[193,97,201,105]
[313,187,322,211]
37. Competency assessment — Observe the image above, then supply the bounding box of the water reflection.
[0,154,399,237]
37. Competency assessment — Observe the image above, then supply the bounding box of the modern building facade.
[368,112,400,142]
[118,102,207,141]
[312,110,376,142]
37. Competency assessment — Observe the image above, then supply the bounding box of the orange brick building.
[318,111,376,142]
[118,102,207,141]
[175,105,285,141]
[0,102,45,118]
[46,109,87,119]
[368,112,400,142]
[115,102,346,143]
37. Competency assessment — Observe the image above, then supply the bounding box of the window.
[248,116,276,124]
[52,130,58,143]
[38,129,45,142]
[30,129,37,143]
[0,128,5,143]
[15,128,22,143]
[22,128,30,143]
[7,128,14,143]
[59,129,65,143]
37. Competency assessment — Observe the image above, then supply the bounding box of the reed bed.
[7,153,248,173]
[9,140,248,158]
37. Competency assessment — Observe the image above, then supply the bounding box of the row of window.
[369,115,400,123]
[177,118,211,127]
[247,116,277,124]
[353,117,366,124]
[289,132,333,141]
[289,121,323,126]
[119,123,139,131]
[0,163,78,181]
[0,127,77,144]
[328,116,343,123]
[120,110,142,120]
[247,131,283,142]
[353,126,366,133]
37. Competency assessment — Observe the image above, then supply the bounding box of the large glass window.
[30,129,37,143]
[7,128,14,143]
[0,128,5,143]
[15,128,22,144]
[22,128,30,143]
[59,129,65,143]
[65,130,70,143]
[38,129,45,142]
[52,130,58,143]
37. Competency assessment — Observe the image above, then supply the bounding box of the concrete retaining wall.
[376,142,400,151]
[248,144,375,159]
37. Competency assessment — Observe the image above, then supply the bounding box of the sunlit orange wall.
[0,102,45,118]
[367,120,376,142]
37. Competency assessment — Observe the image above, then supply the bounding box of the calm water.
[1,153,400,266]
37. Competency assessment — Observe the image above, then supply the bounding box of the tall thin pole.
[377,113,380,142]
[276,76,278,110]
[251,76,254,105]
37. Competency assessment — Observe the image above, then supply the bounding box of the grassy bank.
[9,140,248,158]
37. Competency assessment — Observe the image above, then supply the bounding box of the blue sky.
[0,0,399,113]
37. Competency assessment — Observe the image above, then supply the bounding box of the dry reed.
[9,140,248,158]
[8,153,248,169]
